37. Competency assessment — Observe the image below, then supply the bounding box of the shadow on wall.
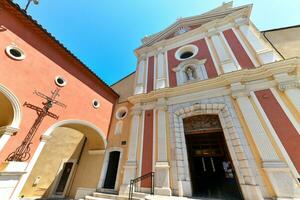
[19,126,106,199]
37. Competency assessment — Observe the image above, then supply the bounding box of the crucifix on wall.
[6,87,66,162]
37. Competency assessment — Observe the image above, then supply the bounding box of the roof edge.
[4,0,119,98]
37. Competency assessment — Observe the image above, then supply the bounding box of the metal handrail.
[128,172,154,200]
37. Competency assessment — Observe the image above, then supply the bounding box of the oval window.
[55,76,67,87]
[116,107,128,120]
[5,45,26,60]
[175,44,198,61]
[92,99,100,109]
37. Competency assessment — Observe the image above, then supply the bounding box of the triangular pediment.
[140,2,252,48]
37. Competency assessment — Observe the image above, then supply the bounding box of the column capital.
[206,27,220,38]
[138,54,147,62]
[130,109,142,116]
[0,126,19,136]
[156,98,168,111]
[274,73,300,91]
[278,80,300,91]
[234,17,250,28]
[156,47,165,55]
[230,82,250,99]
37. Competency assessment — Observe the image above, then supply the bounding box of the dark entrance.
[103,151,120,189]
[54,162,74,195]
[184,115,243,199]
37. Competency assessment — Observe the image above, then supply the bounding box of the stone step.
[86,192,143,200]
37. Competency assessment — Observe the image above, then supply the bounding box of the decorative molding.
[128,58,300,104]
[169,102,262,198]
[278,80,300,91]
[0,126,19,135]
[0,84,22,129]
[231,82,249,98]
[135,6,252,55]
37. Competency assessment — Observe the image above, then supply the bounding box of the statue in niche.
[185,66,195,81]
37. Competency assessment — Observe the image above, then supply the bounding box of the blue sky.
[13,0,300,85]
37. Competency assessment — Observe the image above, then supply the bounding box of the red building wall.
[167,39,218,87]
[0,5,117,162]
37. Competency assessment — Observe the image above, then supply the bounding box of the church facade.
[0,1,299,200]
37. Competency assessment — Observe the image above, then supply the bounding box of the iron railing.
[128,172,154,200]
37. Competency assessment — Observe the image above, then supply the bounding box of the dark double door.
[186,132,243,199]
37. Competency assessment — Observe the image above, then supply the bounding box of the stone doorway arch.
[171,103,263,199]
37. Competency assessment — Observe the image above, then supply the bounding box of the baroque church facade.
[0,1,299,200]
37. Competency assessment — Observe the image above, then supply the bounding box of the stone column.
[0,126,18,152]
[119,106,142,195]
[231,82,299,199]
[154,98,171,196]
[274,73,300,113]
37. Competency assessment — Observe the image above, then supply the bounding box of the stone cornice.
[135,6,252,57]
[0,126,19,135]
[128,58,300,104]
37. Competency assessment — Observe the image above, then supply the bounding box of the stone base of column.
[119,161,137,196]
[240,184,264,200]
[263,161,300,199]
[0,161,27,200]
[154,162,171,196]
[177,180,192,197]
[154,187,172,196]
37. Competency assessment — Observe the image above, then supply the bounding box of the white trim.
[5,44,26,61]
[170,103,263,199]
[165,49,170,88]
[92,99,100,109]
[250,92,300,180]
[174,44,198,61]
[219,31,241,70]
[115,106,128,120]
[270,88,300,135]
[0,84,22,129]
[97,147,123,191]
[204,36,221,75]
[55,76,67,87]
[10,140,47,200]
[153,109,156,172]
[144,57,149,93]
[138,111,145,189]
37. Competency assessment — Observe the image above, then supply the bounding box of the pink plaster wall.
[0,7,117,162]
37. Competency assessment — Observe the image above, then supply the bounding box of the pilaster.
[0,126,19,152]
[235,18,280,64]
[120,106,142,195]
[135,55,147,94]
[207,28,238,73]
[154,98,171,196]
[274,73,300,113]
[155,48,168,89]
[231,82,300,199]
